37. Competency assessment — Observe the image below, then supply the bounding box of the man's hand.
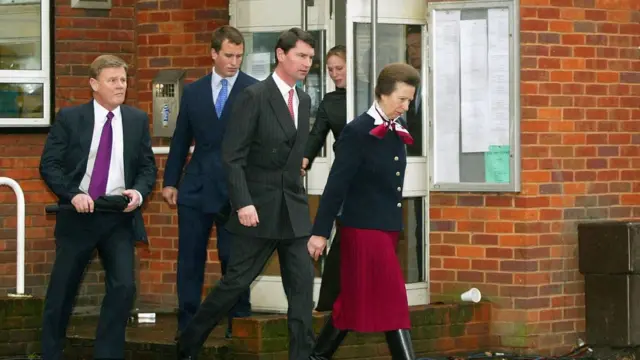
[301,157,309,176]
[307,235,327,261]
[238,205,259,227]
[122,189,141,213]
[162,186,178,206]
[71,194,94,213]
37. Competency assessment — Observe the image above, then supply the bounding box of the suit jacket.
[164,71,258,214]
[222,75,312,239]
[406,97,422,157]
[39,101,158,242]
[312,110,407,238]
[304,88,346,168]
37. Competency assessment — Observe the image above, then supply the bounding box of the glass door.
[346,0,430,305]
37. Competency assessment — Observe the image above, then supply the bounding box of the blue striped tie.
[215,79,228,118]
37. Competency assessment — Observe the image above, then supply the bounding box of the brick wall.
[0,0,639,354]
[0,0,137,308]
[0,296,45,357]
[429,0,640,354]
[134,0,230,306]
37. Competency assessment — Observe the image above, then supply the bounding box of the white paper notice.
[460,19,489,153]
[244,52,271,81]
[488,8,511,147]
[433,10,461,183]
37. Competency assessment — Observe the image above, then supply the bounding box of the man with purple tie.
[39,54,157,360]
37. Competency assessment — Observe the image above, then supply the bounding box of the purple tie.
[88,111,114,200]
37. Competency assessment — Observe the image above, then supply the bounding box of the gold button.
[397,187,402,192]
[396,172,400,176]
[397,203,402,208]
[394,156,399,161]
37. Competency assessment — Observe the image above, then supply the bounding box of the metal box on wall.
[578,221,640,275]
[578,221,640,347]
[152,70,185,138]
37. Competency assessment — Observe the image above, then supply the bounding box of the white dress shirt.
[272,71,299,128]
[211,68,239,106]
[367,101,400,125]
[79,100,142,205]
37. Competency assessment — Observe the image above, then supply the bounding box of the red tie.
[287,89,295,121]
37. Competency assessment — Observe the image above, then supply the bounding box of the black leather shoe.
[176,337,197,360]
[309,317,349,359]
[385,329,415,360]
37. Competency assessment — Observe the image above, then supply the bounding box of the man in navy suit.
[162,25,258,337]
[40,54,157,360]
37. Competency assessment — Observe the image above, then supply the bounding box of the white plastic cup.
[460,288,482,303]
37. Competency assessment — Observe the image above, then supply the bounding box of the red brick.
[549,20,573,32]
[2,2,638,358]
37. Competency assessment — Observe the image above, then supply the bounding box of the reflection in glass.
[0,0,42,70]
[0,83,43,118]
[353,23,425,157]
[397,197,425,283]
[261,195,323,278]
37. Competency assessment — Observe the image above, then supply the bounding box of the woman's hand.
[307,235,327,261]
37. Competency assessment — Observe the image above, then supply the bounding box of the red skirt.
[331,226,411,332]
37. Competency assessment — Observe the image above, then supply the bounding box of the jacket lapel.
[79,101,95,168]
[221,71,246,122]
[296,88,310,136]
[284,90,310,169]
[201,74,218,122]
[121,105,135,187]
[266,76,297,139]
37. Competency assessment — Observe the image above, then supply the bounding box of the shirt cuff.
[134,190,143,207]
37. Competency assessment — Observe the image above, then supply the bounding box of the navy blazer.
[164,71,258,214]
[312,108,407,238]
[40,101,158,242]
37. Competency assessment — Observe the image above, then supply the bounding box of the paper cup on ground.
[460,288,481,303]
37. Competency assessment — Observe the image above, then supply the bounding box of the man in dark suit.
[162,25,258,338]
[39,54,157,360]
[176,27,316,360]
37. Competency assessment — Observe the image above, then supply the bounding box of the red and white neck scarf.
[366,102,414,145]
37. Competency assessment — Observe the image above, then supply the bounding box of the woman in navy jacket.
[307,62,420,360]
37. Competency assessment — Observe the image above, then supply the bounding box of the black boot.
[309,317,349,359]
[385,329,415,360]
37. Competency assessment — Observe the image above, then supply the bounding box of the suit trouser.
[41,212,136,360]
[179,233,315,360]
[176,205,251,332]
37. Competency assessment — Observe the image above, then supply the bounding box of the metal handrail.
[0,177,27,297]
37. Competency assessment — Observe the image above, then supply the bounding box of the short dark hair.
[375,63,420,99]
[211,25,245,52]
[274,27,315,64]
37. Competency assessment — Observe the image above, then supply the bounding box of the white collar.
[366,101,400,125]
[211,69,239,88]
[93,100,121,123]
[272,71,297,97]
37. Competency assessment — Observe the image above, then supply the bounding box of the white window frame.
[0,0,51,127]
[428,0,521,192]
[345,0,430,308]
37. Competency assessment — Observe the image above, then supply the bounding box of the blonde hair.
[89,55,128,79]
[326,45,346,62]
